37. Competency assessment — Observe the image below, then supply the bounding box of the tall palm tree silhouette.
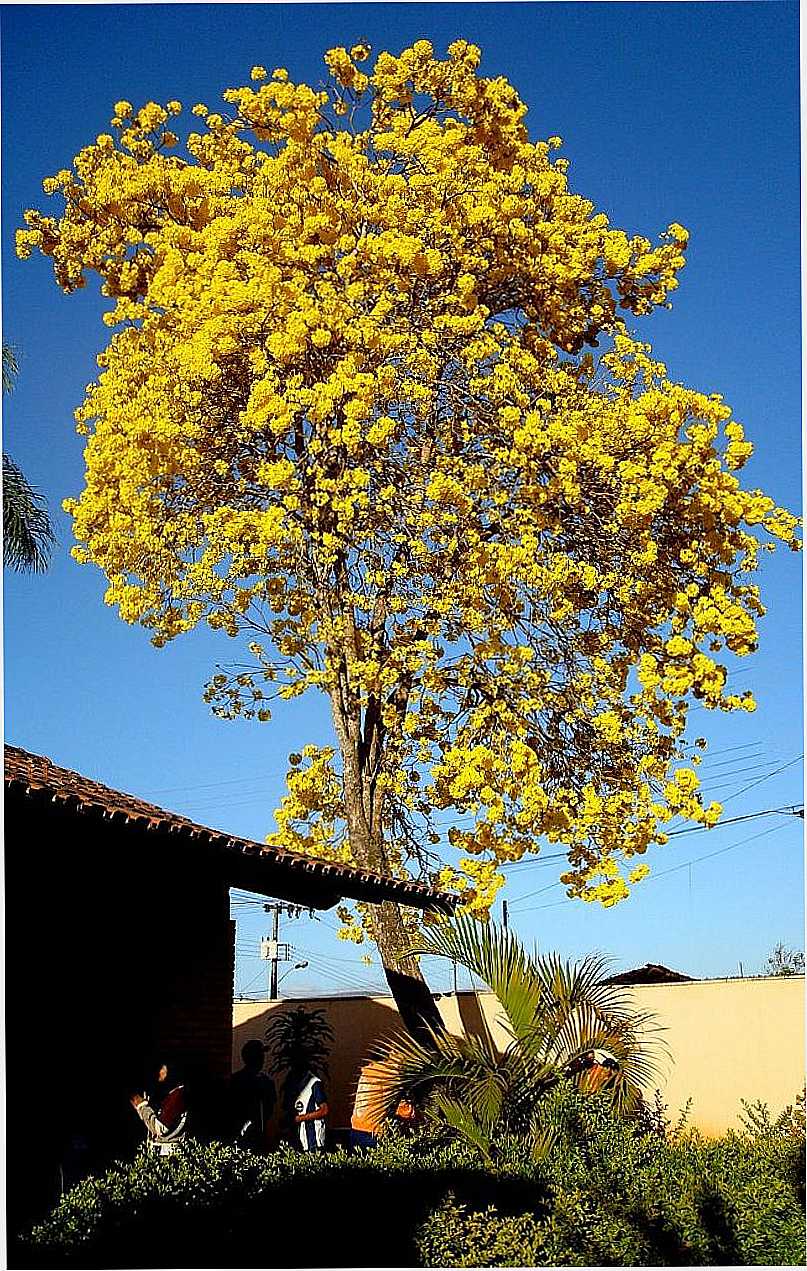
[3,343,55,572]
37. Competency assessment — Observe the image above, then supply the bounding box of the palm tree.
[2,343,18,394]
[367,914,663,1162]
[3,343,55,573]
[265,1005,334,1080]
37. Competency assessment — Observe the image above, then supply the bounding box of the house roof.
[605,962,693,985]
[4,744,457,914]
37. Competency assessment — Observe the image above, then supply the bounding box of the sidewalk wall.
[233,976,804,1136]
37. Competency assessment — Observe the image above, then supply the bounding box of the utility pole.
[261,903,314,1000]
[269,904,280,1000]
[502,900,509,931]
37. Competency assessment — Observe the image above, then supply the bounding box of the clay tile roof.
[605,962,693,985]
[4,744,457,913]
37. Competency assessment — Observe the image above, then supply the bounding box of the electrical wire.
[508,806,803,907]
[511,821,795,916]
[699,760,793,788]
[720,754,803,805]
[226,755,801,914]
[303,952,388,994]
[146,725,765,804]
[287,947,384,994]
[290,941,380,968]
[234,966,268,997]
[505,804,802,904]
[147,740,777,819]
[143,768,291,796]
[233,933,379,995]
[665,805,803,838]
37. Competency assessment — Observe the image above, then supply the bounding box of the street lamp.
[278,960,308,987]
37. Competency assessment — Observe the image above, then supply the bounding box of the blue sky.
[2,2,802,998]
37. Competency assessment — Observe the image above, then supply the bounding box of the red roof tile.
[4,744,456,913]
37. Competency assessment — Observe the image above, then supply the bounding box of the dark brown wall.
[5,789,235,1231]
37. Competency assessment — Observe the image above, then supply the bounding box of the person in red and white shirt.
[130,1060,188,1157]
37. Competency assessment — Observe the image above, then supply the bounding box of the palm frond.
[364,1026,474,1125]
[430,1093,494,1161]
[2,343,19,394]
[377,915,664,1155]
[530,1121,559,1162]
[462,1065,509,1126]
[3,453,55,573]
[410,913,543,1043]
[264,1004,334,1076]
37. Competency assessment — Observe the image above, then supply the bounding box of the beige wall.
[233,977,804,1137]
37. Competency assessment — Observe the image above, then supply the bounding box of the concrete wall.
[233,977,804,1136]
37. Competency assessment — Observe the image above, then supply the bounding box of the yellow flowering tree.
[18,40,798,1020]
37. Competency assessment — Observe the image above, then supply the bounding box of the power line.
[226,755,802,910]
[508,806,802,907]
[143,768,291,796]
[146,738,778,815]
[684,740,768,757]
[511,821,795,917]
[665,805,802,838]
[234,966,269,997]
[290,941,380,968]
[642,820,796,882]
[505,803,803,904]
[721,754,803,805]
[287,947,384,994]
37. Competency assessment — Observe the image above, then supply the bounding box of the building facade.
[5,744,453,1229]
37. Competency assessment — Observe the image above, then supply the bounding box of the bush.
[18,1134,541,1269]
[414,1085,805,1267]
[417,1195,543,1267]
[18,1093,805,1268]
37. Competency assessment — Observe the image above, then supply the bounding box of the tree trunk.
[371,898,445,1044]
[344,800,444,1044]
[327,622,444,1042]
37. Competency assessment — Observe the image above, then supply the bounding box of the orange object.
[351,1061,416,1133]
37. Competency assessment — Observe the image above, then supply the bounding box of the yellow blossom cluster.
[17,40,799,927]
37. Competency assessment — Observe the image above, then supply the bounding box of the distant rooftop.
[605,962,693,985]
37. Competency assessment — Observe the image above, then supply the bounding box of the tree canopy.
[18,40,798,953]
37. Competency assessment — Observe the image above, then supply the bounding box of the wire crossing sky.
[2,2,802,994]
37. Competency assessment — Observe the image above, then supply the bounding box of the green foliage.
[520,1083,804,1268]
[3,342,19,393]
[764,942,805,977]
[21,1136,524,1269]
[411,1084,806,1267]
[369,914,663,1158]
[417,1194,544,1267]
[21,1092,805,1269]
[2,340,55,574]
[264,1004,334,1078]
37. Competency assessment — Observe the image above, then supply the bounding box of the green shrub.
[19,1135,540,1269]
[527,1083,805,1267]
[417,1194,544,1267]
[414,1085,805,1267]
[18,1094,805,1268]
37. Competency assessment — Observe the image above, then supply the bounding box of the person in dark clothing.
[230,1040,277,1152]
